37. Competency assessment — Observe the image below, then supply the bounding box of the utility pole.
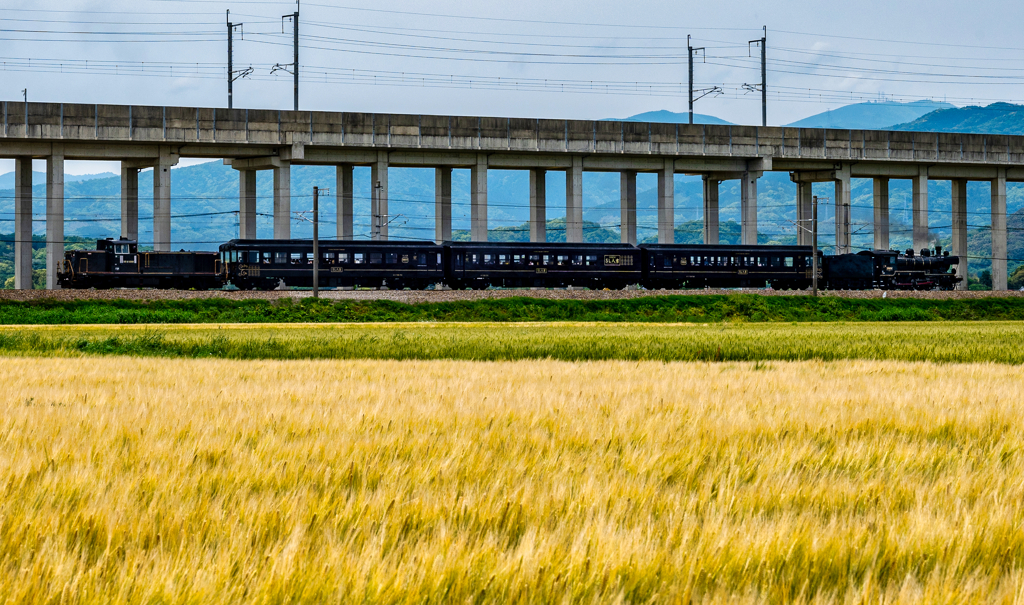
[745,27,767,127]
[373,180,382,239]
[272,0,300,110]
[812,195,819,297]
[688,36,701,125]
[226,11,252,109]
[686,36,721,125]
[312,185,327,298]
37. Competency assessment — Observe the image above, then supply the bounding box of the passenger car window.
[370,253,383,264]
[354,253,364,264]
[785,257,794,268]
[386,253,398,264]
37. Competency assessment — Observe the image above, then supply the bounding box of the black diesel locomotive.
[57,237,221,289]
[58,237,962,291]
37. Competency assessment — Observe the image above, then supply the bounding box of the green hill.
[787,100,953,130]
[891,103,1024,135]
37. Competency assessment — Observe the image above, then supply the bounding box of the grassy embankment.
[2,357,1024,603]
[3,294,1024,324]
[2,322,1024,363]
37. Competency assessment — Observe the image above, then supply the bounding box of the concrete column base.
[46,151,64,290]
[273,160,291,240]
[796,182,811,246]
[13,158,33,290]
[470,154,487,242]
[566,157,583,243]
[338,165,354,241]
[740,172,759,246]
[530,168,547,243]
[835,170,852,254]
[703,177,720,245]
[951,179,968,290]
[153,156,173,252]
[912,170,929,253]
[239,169,257,239]
[658,159,675,244]
[873,177,890,251]
[435,167,452,243]
[371,152,389,241]
[620,171,637,245]
[120,165,139,241]
[992,170,1008,291]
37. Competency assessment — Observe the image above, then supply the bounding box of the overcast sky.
[3,0,1024,174]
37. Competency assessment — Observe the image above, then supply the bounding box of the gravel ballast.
[2,288,1022,304]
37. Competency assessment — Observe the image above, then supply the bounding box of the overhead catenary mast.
[272,1,300,110]
[744,27,768,127]
[226,10,252,109]
[687,35,722,125]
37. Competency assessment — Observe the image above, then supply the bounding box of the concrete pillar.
[795,182,812,246]
[566,156,584,243]
[153,156,173,252]
[120,165,139,241]
[370,154,389,241]
[13,158,33,290]
[530,168,547,243]
[238,169,257,239]
[45,151,64,290]
[740,171,758,245]
[992,170,1008,291]
[912,170,929,253]
[338,164,354,241]
[951,179,969,291]
[657,159,675,244]
[273,160,291,240]
[873,177,890,251]
[703,176,720,245]
[471,154,488,242]
[434,167,452,243]
[835,170,852,254]
[620,170,637,245]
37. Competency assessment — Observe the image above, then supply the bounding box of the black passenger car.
[220,239,444,290]
[641,244,819,289]
[443,241,642,289]
[58,237,221,289]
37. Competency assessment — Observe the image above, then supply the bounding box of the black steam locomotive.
[58,237,961,291]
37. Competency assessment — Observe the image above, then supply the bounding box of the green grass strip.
[2,322,1023,364]
[3,294,1024,325]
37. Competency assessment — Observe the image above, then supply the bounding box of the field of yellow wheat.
[2,356,1024,603]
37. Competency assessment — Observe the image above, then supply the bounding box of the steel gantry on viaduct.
[1,101,1020,290]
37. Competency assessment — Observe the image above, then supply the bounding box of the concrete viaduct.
[1,101,1019,290]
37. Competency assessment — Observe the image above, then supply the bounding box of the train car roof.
[640,244,814,252]
[443,241,637,249]
[222,239,440,248]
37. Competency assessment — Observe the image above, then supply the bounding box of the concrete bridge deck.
[1,101,1017,289]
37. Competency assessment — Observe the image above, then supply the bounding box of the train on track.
[58,237,962,291]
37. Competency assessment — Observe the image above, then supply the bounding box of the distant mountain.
[786,100,953,130]
[0,171,118,190]
[612,110,732,125]
[891,103,1024,135]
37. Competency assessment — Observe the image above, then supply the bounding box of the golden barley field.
[2,356,1024,604]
